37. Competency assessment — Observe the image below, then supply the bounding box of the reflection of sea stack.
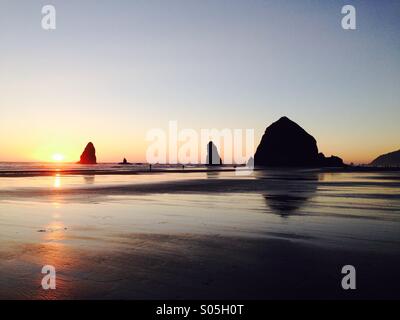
[370,149,400,167]
[257,171,319,217]
[206,141,222,166]
[254,117,344,167]
[78,142,97,164]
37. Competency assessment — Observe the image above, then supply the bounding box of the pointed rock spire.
[78,142,97,164]
[206,141,222,166]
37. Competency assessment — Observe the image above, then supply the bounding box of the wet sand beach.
[0,169,399,299]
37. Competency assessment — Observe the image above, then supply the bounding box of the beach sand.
[0,169,399,299]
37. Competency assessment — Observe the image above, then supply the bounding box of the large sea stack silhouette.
[206,141,222,166]
[370,149,400,167]
[78,142,97,164]
[254,116,344,167]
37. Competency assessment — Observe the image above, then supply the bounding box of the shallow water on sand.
[0,170,399,299]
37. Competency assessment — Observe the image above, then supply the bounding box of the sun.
[52,153,65,162]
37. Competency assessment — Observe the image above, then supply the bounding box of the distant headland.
[370,149,400,167]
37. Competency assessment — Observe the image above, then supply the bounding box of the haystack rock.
[206,141,222,166]
[370,149,400,167]
[78,142,97,164]
[254,116,344,167]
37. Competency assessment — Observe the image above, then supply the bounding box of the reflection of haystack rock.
[206,141,222,166]
[254,117,344,167]
[78,142,97,164]
[256,171,319,217]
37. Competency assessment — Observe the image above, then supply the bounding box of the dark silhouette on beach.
[254,116,344,167]
[77,142,97,164]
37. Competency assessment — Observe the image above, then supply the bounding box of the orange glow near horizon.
[0,132,395,165]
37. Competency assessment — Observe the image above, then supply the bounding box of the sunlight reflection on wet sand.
[0,170,400,299]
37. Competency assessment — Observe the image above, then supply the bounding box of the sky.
[0,0,399,164]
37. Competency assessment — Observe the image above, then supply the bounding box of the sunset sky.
[0,0,399,164]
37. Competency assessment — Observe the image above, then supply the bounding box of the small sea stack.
[118,158,132,165]
[254,116,344,167]
[78,142,97,164]
[206,141,222,166]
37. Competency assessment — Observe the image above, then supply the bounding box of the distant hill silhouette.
[254,116,344,167]
[206,141,222,166]
[370,149,400,167]
[78,142,97,164]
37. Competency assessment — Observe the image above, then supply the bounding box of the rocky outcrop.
[317,153,344,167]
[206,141,222,166]
[118,158,132,165]
[254,116,344,167]
[78,142,97,164]
[370,149,400,167]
